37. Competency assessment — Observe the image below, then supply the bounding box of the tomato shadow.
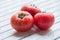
[13,25,51,37]
[13,25,38,37]
[36,29,51,36]
[33,25,51,36]
[32,25,51,36]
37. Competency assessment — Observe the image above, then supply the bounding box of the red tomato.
[10,11,34,32]
[34,13,55,30]
[21,5,41,17]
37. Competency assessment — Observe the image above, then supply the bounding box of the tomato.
[34,13,55,30]
[10,11,34,32]
[21,5,41,17]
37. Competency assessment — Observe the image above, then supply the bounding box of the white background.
[0,0,60,40]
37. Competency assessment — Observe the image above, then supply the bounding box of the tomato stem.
[42,11,46,13]
[18,13,26,19]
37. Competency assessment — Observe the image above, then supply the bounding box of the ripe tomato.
[21,5,41,17]
[34,13,55,30]
[10,11,34,32]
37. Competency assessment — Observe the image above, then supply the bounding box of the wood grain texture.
[0,0,60,40]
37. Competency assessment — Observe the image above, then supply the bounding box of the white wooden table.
[0,0,60,40]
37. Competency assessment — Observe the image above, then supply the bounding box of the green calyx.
[18,13,26,19]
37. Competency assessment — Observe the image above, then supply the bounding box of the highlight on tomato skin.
[21,5,41,17]
[34,13,55,30]
[10,11,34,32]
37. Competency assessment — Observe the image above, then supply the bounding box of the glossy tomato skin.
[21,5,41,17]
[10,11,34,32]
[34,13,55,30]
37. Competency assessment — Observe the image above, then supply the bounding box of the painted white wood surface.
[0,0,60,40]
